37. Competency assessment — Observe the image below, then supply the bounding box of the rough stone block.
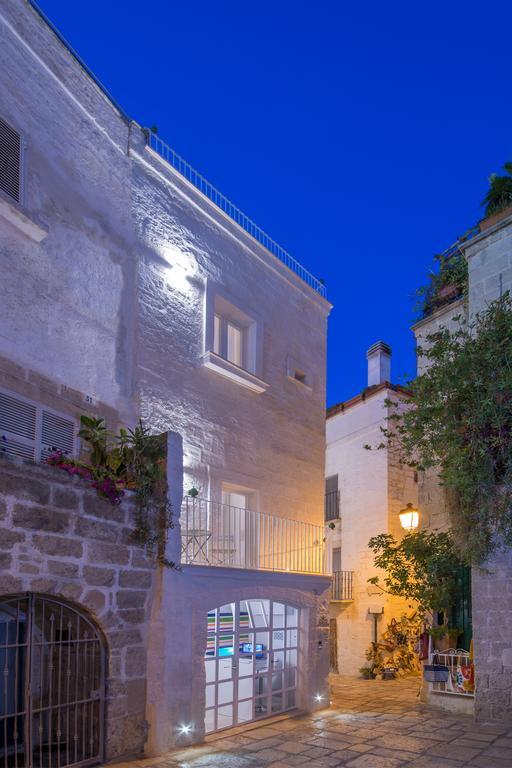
[83,565,116,587]
[117,590,147,609]
[108,628,143,649]
[1,475,50,505]
[75,517,120,542]
[88,542,129,565]
[0,529,25,550]
[0,575,23,593]
[0,553,12,569]
[119,570,153,589]
[124,646,147,677]
[12,504,69,533]
[83,494,125,523]
[32,534,83,558]
[51,486,80,510]
[47,560,80,578]
[83,589,106,614]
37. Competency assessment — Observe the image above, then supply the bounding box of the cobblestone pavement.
[123,676,512,768]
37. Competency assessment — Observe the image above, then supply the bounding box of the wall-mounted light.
[314,693,324,703]
[399,503,419,532]
[178,723,194,735]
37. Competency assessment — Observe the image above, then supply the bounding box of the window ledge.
[0,193,48,243]
[287,374,312,392]
[202,351,269,394]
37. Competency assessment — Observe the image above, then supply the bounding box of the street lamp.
[399,503,419,532]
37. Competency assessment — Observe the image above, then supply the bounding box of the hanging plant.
[48,416,180,569]
[375,294,512,563]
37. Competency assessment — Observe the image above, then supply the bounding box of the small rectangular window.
[0,116,22,203]
[227,322,243,367]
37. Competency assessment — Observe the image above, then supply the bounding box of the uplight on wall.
[399,503,419,532]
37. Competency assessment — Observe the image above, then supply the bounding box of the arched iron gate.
[0,594,105,768]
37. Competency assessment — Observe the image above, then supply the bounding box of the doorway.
[204,599,299,733]
[0,593,105,768]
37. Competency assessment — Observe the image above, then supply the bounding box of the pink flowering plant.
[48,416,178,568]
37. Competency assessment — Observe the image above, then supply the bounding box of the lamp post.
[399,503,419,532]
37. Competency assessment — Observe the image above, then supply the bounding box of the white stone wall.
[0,0,137,424]
[326,389,416,675]
[130,131,330,525]
[464,214,512,316]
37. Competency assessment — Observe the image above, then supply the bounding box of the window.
[0,116,22,203]
[203,282,268,393]
[214,315,244,368]
[287,356,311,389]
[0,388,76,462]
[332,547,342,573]
[325,475,340,521]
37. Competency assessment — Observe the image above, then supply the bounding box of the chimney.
[366,341,391,386]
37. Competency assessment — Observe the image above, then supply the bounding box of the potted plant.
[428,625,461,652]
[359,666,376,680]
[480,161,512,231]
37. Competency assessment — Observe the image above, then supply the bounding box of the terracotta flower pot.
[479,205,512,232]
[433,630,460,652]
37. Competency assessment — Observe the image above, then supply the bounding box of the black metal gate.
[0,594,105,768]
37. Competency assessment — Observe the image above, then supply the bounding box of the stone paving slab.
[113,676,512,768]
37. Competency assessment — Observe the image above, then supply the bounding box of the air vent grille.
[41,410,75,461]
[0,388,76,464]
[0,116,21,203]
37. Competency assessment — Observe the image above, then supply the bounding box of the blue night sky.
[37,0,512,406]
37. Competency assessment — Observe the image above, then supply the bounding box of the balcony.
[331,571,354,601]
[180,496,326,575]
[324,490,340,522]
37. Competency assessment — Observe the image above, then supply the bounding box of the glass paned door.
[204,599,299,734]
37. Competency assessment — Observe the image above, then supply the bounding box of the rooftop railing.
[145,130,326,298]
[180,495,326,574]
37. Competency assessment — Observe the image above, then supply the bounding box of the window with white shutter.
[0,388,76,463]
[0,116,22,204]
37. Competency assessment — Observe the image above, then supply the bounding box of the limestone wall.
[462,217,512,724]
[0,454,156,759]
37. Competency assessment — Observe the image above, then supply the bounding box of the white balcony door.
[219,489,259,568]
[204,599,300,734]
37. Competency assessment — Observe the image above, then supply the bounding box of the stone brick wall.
[0,454,156,759]
[462,217,512,724]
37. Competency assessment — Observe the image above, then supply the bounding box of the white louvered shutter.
[40,409,75,462]
[0,116,22,203]
[0,391,37,461]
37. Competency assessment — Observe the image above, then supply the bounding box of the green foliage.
[481,161,512,217]
[381,294,512,563]
[414,251,468,318]
[368,531,462,619]
[51,416,179,569]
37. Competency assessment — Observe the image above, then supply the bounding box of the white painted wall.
[326,388,417,675]
[0,0,137,424]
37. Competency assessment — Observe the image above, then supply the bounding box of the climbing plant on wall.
[378,294,512,564]
[49,416,179,569]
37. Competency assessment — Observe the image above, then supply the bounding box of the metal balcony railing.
[331,570,354,601]
[144,130,326,298]
[429,649,475,697]
[324,490,340,522]
[180,496,326,574]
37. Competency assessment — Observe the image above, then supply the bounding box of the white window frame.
[203,281,268,394]
[0,387,78,463]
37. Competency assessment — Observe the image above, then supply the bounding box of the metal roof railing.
[145,130,326,297]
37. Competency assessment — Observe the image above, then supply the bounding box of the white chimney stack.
[366,341,391,386]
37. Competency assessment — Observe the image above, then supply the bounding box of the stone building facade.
[412,212,512,723]
[0,0,331,762]
[325,343,417,675]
